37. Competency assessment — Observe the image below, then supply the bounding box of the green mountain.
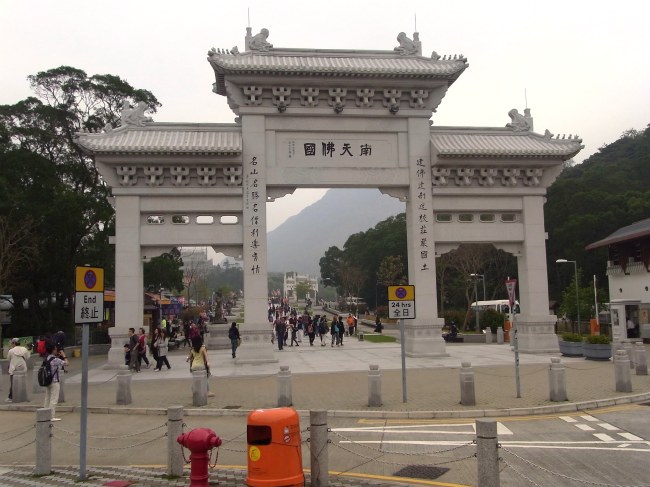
[545,125,650,300]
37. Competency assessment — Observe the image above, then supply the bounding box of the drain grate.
[223,405,242,409]
[394,465,449,480]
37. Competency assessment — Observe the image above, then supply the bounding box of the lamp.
[556,259,579,334]
[470,273,486,301]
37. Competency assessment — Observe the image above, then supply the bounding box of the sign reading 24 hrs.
[387,285,416,319]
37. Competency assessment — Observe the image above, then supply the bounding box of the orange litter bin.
[246,407,304,487]
[504,320,511,342]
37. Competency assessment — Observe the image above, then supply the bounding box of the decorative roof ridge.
[432,126,582,141]
[76,122,242,137]
[209,47,467,62]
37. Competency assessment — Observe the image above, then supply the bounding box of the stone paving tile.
[0,466,417,486]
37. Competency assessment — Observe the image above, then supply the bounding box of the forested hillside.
[545,125,650,300]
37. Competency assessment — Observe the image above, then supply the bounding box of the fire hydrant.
[177,428,222,487]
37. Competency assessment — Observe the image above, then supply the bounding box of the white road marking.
[581,415,599,422]
[560,416,578,423]
[598,423,620,431]
[576,424,595,431]
[501,444,650,453]
[593,433,617,442]
[334,422,513,436]
[619,432,644,441]
[618,443,631,448]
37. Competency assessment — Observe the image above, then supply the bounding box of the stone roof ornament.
[505,108,531,132]
[249,28,273,52]
[394,32,420,55]
[120,101,153,127]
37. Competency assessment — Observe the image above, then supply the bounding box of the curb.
[2,391,649,418]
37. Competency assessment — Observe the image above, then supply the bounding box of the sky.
[2,0,649,235]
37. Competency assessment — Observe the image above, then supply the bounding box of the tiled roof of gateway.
[586,218,650,250]
[75,124,242,155]
[431,128,583,159]
[209,50,467,77]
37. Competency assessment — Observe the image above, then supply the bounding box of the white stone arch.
[76,30,583,367]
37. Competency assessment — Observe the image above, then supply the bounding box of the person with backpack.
[42,341,67,421]
[153,329,171,371]
[318,316,328,346]
[330,317,338,347]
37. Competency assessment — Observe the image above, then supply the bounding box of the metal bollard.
[476,419,500,487]
[460,362,476,406]
[12,369,29,403]
[310,410,329,487]
[167,405,185,477]
[358,331,364,341]
[635,342,648,375]
[116,369,133,405]
[277,365,293,407]
[614,350,632,393]
[368,365,382,407]
[34,408,53,475]
[549,357,567,402]
[192,370,208,406]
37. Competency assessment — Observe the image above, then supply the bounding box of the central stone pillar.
[106,195,144,368]
[237,114,277,364]
[516,196,559,353]
[404,117,447,357]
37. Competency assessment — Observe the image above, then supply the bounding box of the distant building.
[283,272,319,301]
[586,218,650,342]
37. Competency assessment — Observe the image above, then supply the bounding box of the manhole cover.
[394,465,449,480]
[223,405,241,409]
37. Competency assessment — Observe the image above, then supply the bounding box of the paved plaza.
[2,335,650,486]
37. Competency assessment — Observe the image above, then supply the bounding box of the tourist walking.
[128,328,140,372]
[228,322,240,358]
[188,336,214,397]
[331,317,338,347]
[289,320,299,347]
[154,329,171,370]
[138,327,150,369]
[43,342,68,421]
[318,316,328,346]
[275,316,287,350]
[306,315,316,346]
[6,338,30,403]
[337,316,345,346]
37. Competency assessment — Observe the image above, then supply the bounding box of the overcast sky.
[2,0,649,233]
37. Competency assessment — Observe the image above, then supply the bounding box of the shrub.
[376,305,388,319]
[561,332,583,342]
[482,309,506,334]
[443,309,467,328]
[584,334,611,344]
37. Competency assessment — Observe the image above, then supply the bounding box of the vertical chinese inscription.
[415,157,431,272]
[245,156,263,276]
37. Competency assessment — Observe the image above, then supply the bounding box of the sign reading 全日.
[75,266,104,323]
[387,285,416,319]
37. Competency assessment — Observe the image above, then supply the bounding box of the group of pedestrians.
[6,336,68,421]
[269,308,356,350]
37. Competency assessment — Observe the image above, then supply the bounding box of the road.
[3,404,650,486]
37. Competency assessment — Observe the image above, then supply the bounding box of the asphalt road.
[3,403,650,486]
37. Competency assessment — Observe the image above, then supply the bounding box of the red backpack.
[36,340,47,357]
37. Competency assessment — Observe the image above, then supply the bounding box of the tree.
[319,246,345,289]
[0,66,160,332]
[294,281,313,300]
[143,249,184,292]
[0,212,38,294]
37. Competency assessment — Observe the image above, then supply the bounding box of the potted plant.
[583,334,612,360]
[558,332,583,357]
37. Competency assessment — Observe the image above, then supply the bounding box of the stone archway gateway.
[76,28,583,368]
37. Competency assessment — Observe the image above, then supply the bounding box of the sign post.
[505,278,521,398]
[388,285,415,403]
[75,266,104,481]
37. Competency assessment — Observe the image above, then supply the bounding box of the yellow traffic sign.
[388,285,415,301]
[75,266,105,292]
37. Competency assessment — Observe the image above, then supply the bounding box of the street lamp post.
[556,259,579,334]
[470,273,486,301]
[470,273,485,331]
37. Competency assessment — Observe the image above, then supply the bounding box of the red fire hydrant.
[177,428,222,487]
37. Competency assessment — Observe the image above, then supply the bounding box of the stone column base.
[515,316,560,353]
[235,328,278,364]
[404,319,449,358]
[103,335,130,369]
[207,323,230,350]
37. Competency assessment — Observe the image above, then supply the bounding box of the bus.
[470,300,520,315]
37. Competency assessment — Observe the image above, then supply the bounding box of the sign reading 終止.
[75,266,104,323]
